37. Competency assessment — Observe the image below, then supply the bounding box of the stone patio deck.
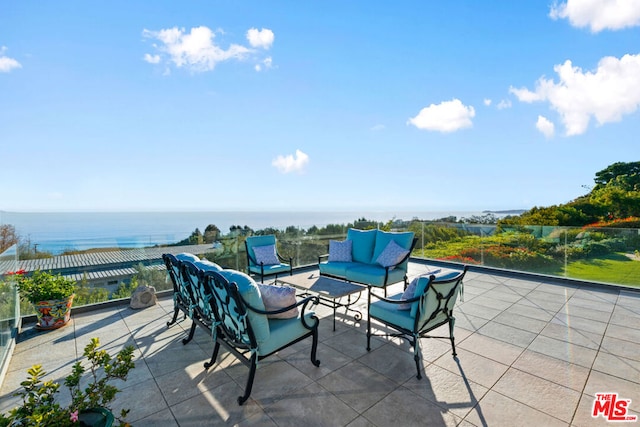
[1,263,639,426]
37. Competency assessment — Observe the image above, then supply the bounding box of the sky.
[1,0,639,213]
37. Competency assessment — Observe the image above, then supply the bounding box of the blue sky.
[1,1,639,213]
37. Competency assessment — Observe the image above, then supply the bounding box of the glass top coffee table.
[276,271,366,331]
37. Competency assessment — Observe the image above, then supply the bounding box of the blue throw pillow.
[328,239,352,262]
[376,240,410,268]
[253,244,280,265]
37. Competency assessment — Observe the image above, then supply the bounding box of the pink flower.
[70,410,79,422]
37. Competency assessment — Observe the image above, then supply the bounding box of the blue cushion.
[345,264,407,287]
[248,263,291,277]
[369,294,415,331]
[176,253,200,263]
[195,260,222,272]
[371,230,414,263]
[219,270,270,345]
[347,228,377,263]
[318,261,353,278]
[246,235,277,265]
[258,312,316,356]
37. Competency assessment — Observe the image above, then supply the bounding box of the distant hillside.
[497,161,640,227]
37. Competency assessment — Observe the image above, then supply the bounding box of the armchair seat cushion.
[258,312,317,356]
[369,293,414,331]
[249,263,291,277]
[346,264,407,288]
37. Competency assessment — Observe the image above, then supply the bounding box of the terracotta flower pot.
[33,294,75,330]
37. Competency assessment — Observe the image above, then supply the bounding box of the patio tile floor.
[1,263,639,426]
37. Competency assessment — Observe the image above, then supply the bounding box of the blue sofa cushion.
[347,228,377,263]
[219,270,270,345]
[371,230,414,263]
[318,261,354,278]
[346,264,407,288]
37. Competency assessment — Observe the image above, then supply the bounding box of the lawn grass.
[417,244,639,287]
[565,253,640,287]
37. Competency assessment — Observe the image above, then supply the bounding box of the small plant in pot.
[14,270,76,330]
[0,337,135,427]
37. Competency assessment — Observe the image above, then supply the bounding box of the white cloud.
[247,28,274,49]
[142,26,252,72]
[255,56,273,72]
[272,149,309,173]
[511,53,640,135]
[483,99,492,106]
[509,86,542,102]
[0,46,21,72]
[407,99,475,133]
[143,53,161,64]
[497,99,512,110]
[370,124,386,131]
[550,0,640,32]
[536,115,556,138]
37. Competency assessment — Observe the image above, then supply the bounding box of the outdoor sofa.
[318,228,417,292]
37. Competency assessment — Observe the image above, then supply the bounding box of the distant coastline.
[483,209,527,215]
[2,210,522,255]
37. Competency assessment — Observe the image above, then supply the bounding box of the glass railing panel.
[410,221,640,287]
[561,225,640,286]
[5,214,639,319]
[0,244,19,383]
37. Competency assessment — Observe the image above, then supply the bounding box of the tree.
[593,161,640,191]
[188,228,203,245]
[203,224,220,243]
[0,224,19,253]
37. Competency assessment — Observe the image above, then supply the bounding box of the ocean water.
[0,210,488,254]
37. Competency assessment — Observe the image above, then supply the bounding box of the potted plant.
[0,337,135,427]
[14,270,76,330]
